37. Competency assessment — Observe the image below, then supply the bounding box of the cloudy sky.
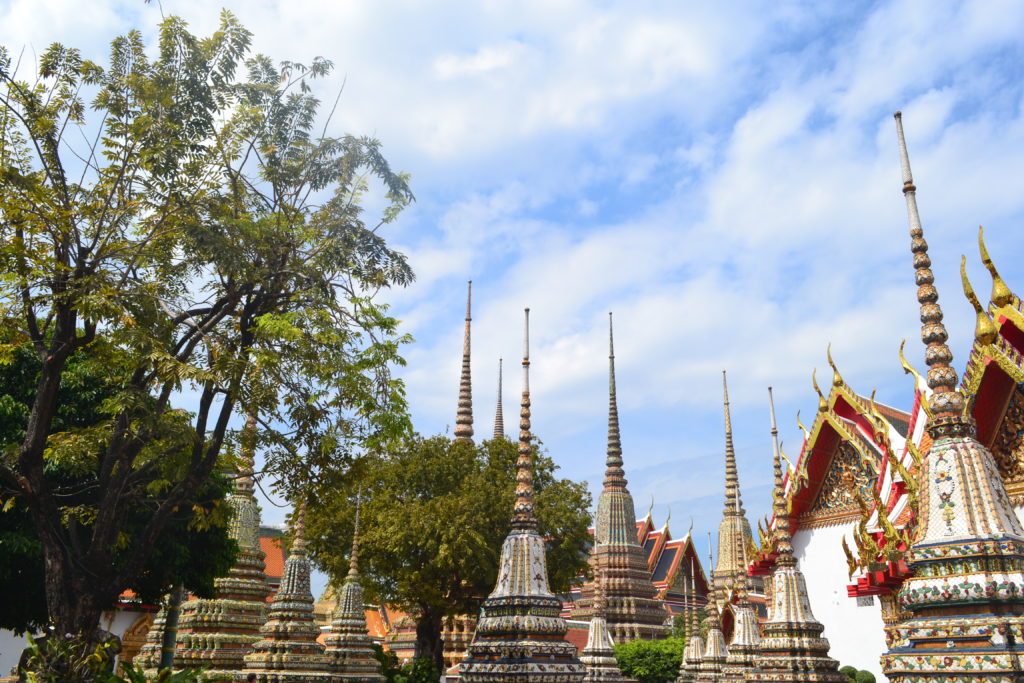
[3,0,1024,573]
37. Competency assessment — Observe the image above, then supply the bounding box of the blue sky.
[3,0,1024,580]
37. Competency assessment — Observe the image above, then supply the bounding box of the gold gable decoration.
[795,441,875,529]
[992,385,1024,502]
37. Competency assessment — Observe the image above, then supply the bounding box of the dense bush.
[613,638,687,683]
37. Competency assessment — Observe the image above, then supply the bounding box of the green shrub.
[839,665,858,682]
[613,638,687,683]
[855,670,876,683]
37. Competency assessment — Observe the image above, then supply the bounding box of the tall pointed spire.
[713,371,756,603]
[880,112,1024,683]
[679,556,704,683]
[746,387,844,683]
[894,112,963,419]
[461,308,585,682]
[493,358,504,440]
[605,313,624,486]
[455,280,474,443]
[722,433,760,683]
[572,313,667,641]
[244,499,332,681]
[325,493,385,681]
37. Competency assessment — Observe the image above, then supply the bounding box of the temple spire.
[605,312,625,487]
[454,280,474,443]
[348,494,362,579]
[768,386,793,566]
[493,358,504,440]
[512,308,536,529]
[893,112,963,419]
[722,370,743,516]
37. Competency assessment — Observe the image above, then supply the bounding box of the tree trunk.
[414,608,445,673]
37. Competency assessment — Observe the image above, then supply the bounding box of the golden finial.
[826,343,843,388]
[811,368,828,412]
[898,340,933,418]
[842,535,858,580]
[961,255,998,346]
[796,410,810,441]
[978,226,1012,308]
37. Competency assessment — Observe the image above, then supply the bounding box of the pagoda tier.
[695,553,726,683]
[323,501,384,682]
[460,310,585,682]
[676,564,703,683]
[573,315,668,642]
[579,573,627,683]
[878,113,1024,683]
[243,504,332,682]
[165,416,272,680]
[721,510,760,682]
[746,388,845,683]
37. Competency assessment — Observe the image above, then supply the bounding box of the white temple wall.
[0,630,25,678]
[792,523,886,681]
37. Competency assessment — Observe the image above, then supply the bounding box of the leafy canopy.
[0,10,413,638]
[613,637,687,683]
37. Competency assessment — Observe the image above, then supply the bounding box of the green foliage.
[0,342,237,633]
[113,664,203,683]
[612,638,687,683]
[669,609,706,640]
[307,435,592,664]
[839,665,858,681]
[372,643,402,683]
[393,659,441,683]
[0,9,413,641]
[855,670,876,683]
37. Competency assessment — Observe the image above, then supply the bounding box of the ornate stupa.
[712,371,757,599]
[324,497,384,682]
[879,112,1024,682]
[746,388,845,683]
[494,358,505,440]
[579,567,628,683]
[696,536,727,683]
[243,503,333,681]
[677,559,704,683]
[455,281,474,444]
[720,511,760,683]
[460,308,586,682]
[161,414,271,679]
[134,598,171,672]
[573,313,668,642]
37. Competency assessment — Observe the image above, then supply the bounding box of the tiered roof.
[323,499,384,682]
[460,309,585,681]
[571,314,668,641]
[243,504,333,681]
[154,415,272,680]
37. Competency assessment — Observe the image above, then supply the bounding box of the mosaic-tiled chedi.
[164,415,272,680]
[243,504,333,682]
[879,112,1024,683]
[460,308,585,682]
[579,568,628,683]
[746,388,845,683]
[677,561,703,683]
[720,542,760,682]
[695,540,727,683]
[323,500,384,682]
[713,371,757,600]
[455,281,474,444]
[573,313,668,642]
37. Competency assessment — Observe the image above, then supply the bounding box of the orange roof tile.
[260,535,286,579]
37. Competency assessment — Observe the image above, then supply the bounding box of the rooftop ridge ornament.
[978,225,1012,307]
[493,358,504,440]
[455,280,474,443]
[960,255,998,345]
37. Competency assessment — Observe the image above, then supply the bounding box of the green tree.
[0,10,412,653]
[306,435,592,670]
[0,342,237,634]
[613,637,687,683]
